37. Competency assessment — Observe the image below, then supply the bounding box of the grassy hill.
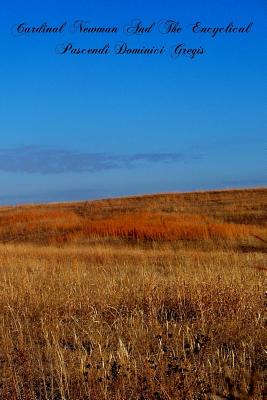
[0,188,266,248]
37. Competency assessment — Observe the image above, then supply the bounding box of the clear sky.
[0,0,266,204]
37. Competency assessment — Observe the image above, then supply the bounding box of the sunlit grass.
[0,188,266,399]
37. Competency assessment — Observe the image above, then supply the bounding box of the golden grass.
[0,188,266,399]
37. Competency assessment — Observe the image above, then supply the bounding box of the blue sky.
[0,0,266,204]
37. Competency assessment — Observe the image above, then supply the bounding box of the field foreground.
[0,189,266,399]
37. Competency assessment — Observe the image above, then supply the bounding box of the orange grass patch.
[0,208,264,245]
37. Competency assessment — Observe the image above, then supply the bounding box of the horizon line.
[1,185,266,209]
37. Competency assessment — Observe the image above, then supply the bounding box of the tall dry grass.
[0,244,266,399]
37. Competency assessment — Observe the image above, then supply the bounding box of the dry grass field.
[0,188,266,399]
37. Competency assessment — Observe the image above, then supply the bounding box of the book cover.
[0,1,266,399]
